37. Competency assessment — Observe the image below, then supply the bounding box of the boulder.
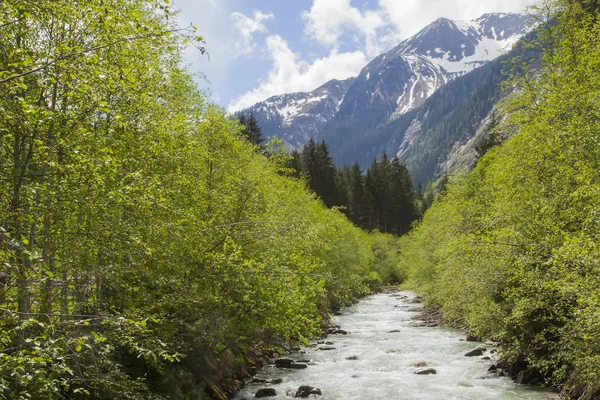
[488,364,497,372]
[295,385,322,398]
[414,368,437,375]
[268,378,283,384]
[318,346,336,351]
[255,388,277,398]
[329,329,348,335]
[345,355,358,360]
[325,341,334,345]
[464,348,486,357]
[288,363,308,369]
[274,358,293,368]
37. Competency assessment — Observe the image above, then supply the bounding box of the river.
[234,291,551,400]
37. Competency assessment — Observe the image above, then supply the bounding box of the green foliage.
[401,1,600,395]
[0,0,396,398]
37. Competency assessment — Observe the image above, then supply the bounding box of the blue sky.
[174,0,532,111]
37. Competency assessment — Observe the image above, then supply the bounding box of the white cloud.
[228,35,367,111]
[378,0,534,37]
[231,10,274,56]
[176,0,533,109]
[302,0,397,57]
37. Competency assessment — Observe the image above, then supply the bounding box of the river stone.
[464,348,486,357]
[325,341,334,345]
[288,363,308,369]
[268,378,283,384]
[388,329,401,333]
[318,346,336,351]
[255,388,277,397]
[274,358,293,367]
[414,368,437,375]
[345,355,358,360]
[488,364,498,372]
[295,385,322,398]
[330,329,348,335]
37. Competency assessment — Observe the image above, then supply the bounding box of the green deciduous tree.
[401,1,600,395]
[0,1,394,398]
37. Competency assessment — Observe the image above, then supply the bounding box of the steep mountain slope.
[239,12,533,185]
[237,78,354,148]
[334,30,539,184]
[242,13,529,153]
[348,13,528,119]
[321,13,531,165]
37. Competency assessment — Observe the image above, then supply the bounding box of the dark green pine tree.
[287,149,303,178]
[364,156,381,231]
[364,153,419,235]
[366,153,392,232]
[348,161,368,228]
[389,156,418,235]
[238,112,264,148]
[336,165,352,216]
[301,139,340,208]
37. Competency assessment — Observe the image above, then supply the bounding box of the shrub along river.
[234,291,551,400]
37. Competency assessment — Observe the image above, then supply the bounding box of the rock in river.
[464,348,486,357]
[255,388,277,397]
[329,329,348,335]
[414,368,437,375]
[274,358,293,368]
[295,385,322,398]
[288,363,308,369]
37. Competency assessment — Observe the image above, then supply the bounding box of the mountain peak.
[242,11,531,152]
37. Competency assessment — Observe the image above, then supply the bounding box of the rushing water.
[235,291,550,400]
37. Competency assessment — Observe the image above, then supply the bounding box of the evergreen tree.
[336,165,352,215]
[287,149,303,178]
[349,161,368,228]
[389,156,418,235]
[364,154,419,234]
[238,111,264,148]
[301,139,340,207]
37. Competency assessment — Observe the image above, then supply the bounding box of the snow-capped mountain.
[240,12,531,175]
[237,78,354,149]
[342,12,530,120]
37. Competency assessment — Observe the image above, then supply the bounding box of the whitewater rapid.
[235,291,549,400]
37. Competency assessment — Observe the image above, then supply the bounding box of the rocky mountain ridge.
[238,12,532,183]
